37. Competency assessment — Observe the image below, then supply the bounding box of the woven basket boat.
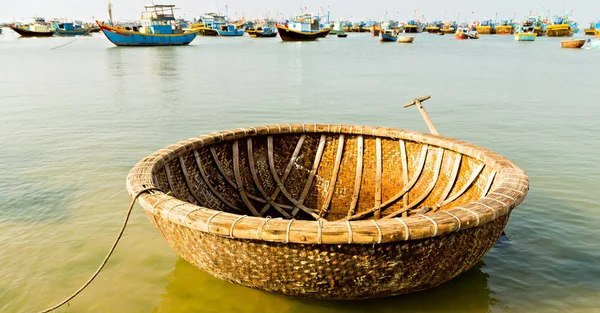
[126,98,528,300]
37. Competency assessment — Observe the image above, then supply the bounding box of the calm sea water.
[1,29,599,313]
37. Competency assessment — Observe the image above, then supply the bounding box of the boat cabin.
[140,4,182,34]
[288,13,320,32]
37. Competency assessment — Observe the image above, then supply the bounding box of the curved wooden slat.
[383,148,444,219]
[193,150,245,213]
[434,152,462,210]
[246,138,292,218]
[178,156,203,205]
[339,145,429,221]
[400,140,409,217]
[265,136,322,220]
[319,134,345,218]
[262,135,306,214]
[298,134,327,204]
[210,147,238,189]
[482,170,497,197]
[347,135,363,217]
[440,163,485,207]
[374,137,383,219]
[231,141,262,216]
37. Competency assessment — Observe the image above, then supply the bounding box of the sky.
[1,0,599,24]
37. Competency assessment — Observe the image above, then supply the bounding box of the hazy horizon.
[1,0,599,24]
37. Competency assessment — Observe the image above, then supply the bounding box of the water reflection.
[155,258,498,313]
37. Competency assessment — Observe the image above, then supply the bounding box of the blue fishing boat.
[515,24,537,41]
[198,13,244,36]
[380,29,398,42]
[97,4,197,46]
[53,21,92,36]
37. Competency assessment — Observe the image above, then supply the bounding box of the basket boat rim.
[126,124,529,245]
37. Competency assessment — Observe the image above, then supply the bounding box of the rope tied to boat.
[38,186,163,313]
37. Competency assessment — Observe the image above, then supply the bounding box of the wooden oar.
[403,95,439,135]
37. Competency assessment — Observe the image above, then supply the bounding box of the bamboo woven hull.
[127,124,528,300]
[147,212,508,299]
[561,39,585,48]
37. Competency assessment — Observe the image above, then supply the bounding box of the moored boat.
[379,28,398,42]
[337,33,347,38]
[247,25,277,38]
[495,19,514,35]
[9,17,54,37]
[560,39,585,48]
[546,15,573,37]
[398,36,414,43]
[53,21,93,36]
[97,4,197,46]
[514,25,537,41]
[126,96,528,301]
[455,27,478,40]
[404,20,422,33]
[476,20,494,34]
[277,14,329,41]
[583,22,599,36]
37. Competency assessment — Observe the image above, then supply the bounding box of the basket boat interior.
[150,131,500,222]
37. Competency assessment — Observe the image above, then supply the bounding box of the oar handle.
[403,95,431,108]
[403,95,439,135]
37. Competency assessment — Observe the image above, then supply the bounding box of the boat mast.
[108,0,113,24]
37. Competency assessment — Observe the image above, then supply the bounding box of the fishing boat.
[371,24,381,36]
[97,5,197,46]
[583,22,600,36]
[440,22,456,34]
[546,15,573,37]
[425,21,442,33]
[126,96,528,300]
[52,21,92,36]
[455,27,478,40]
[217,24,244,36]
[247,25,277,38]
[195,13,244,36]
[514,24,537,41]
[9,17,54,37]
[337,33,348,38]
[495,19,514,35]
[476,20,494,34]
[560,39,585,48]
[404,20,422,33]
[398,36,415,43]
[276,14,330,41]
[328,21,345,35]
[380,29,398,42]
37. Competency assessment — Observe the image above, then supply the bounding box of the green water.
[1,30,599,313]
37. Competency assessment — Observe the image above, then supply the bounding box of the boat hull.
[218,30,244,36]
[425,27,440,33]
[455,33,468,40]
[55,29,92,36]
[248,30,277,38]
[495,26,514,35]
[561,39,585,48]
[380,32,397,42]
[476,26,493,34]
[276,26,328,41]
[9,25,54,37]
[584,29,596,36]
[514,33,537,41]
[398,36,414,43]
[98,23,197,46]
[546,25,573,37]
[404,25,419,33]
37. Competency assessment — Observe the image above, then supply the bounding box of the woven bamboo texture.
[126,124,529,299]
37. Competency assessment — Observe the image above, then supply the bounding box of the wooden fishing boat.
[276,14,330,42]
[247,26,277,38]
[514,25,537,41]
[9,23,54,37]
[97,5,197,46]
[398,36,415,43]
[495,20,514,35]
[476,20,494,34]
[337,33,347,38]
[425,25,441,33]
[455,28,478,40]
[53,22,93,36]
[126,96,528,300]
[546,15,573,37]
[561,39,585,49]
[371,25,381,36]
[380,29,397,42]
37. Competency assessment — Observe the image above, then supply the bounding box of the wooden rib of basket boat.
[127,122,528,300]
